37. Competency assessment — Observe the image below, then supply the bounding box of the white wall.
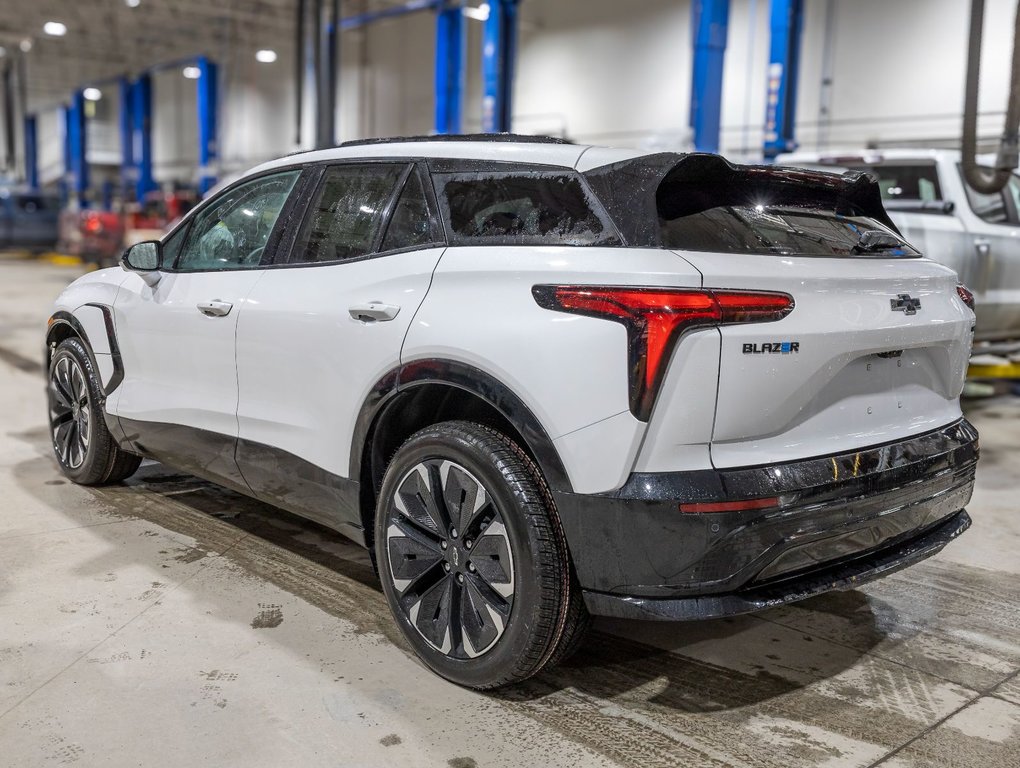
[40,0,1020,189]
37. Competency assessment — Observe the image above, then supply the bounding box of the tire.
[47,337,141,486]
[375,420,581,689]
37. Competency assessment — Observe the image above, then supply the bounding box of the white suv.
[47,136,979,688]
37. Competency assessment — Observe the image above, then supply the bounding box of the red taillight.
[956,284,975,310]
[679,497,780,514]
[532,285,794,420]
[84,216,103,234]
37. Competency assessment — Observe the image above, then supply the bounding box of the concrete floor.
[1,256,1018,768]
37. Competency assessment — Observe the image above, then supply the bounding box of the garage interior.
[1,1,1019,766]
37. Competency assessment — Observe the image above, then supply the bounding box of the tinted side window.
[176,171,300,271]
[15,195,51,213]
[433,171,618,246]
[290,164,405,263]
[847,163,942,201]
[380,170,439,252]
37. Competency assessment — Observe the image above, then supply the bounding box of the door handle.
[348,302,401,322]
[197,300,234,317]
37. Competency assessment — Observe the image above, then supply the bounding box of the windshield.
[659,204,919,257]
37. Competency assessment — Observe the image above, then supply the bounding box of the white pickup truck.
[779,149,1020,342]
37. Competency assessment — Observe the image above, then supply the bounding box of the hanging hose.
[961,0,1020,194]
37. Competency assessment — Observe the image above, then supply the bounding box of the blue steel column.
[131,74,155,201]
[763,0,804,159]
[482,0,519,133]
[434,2,466,134]
[689,0,730,154]
[119,78,135,200]
[67,91,89,207]
[197,57,219,195]
[23,114,38,189]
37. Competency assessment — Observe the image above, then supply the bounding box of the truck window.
[959,167,1020,225]
[844,163,942,202]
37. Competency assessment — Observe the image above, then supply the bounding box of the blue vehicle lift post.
[197,57,219,195]
[66,90,89,207]
[131,73,155,202]
[119,77,135,200]
[763,0,804,159]
[23,114,38,189]
[689,0,730,154]
[434,1,466,135]
[482,0,519,133]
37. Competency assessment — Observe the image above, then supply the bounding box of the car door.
[110,169,303,488]
[233,161,446,539]
[954,166,1020,340]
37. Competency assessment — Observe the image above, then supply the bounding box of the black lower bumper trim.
[582,509,971,621]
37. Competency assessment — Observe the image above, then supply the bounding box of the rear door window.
[289,163,406,263]
[379,168,441,252]
[433,170,619,246]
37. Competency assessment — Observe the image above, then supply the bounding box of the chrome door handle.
[348,302,401,322]
[197,300,233,317]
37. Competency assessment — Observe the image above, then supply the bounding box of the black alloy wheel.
[385,458,516,659]
[375,421,590,689]
[48,337,141,485]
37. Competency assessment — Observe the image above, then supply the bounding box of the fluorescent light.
[255,49,277,63]
[463,3,490,21]
[83,87,102,101]
[125,0,141,7]
[182,66,201,79]
[43,21,67,36]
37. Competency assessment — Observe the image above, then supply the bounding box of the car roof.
[243,136,652,180]
[778,147,962,165]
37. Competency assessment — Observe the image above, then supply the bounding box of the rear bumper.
[553,419,978,617]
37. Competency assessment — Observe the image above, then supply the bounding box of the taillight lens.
[532,285,794,420]
[956,284,975,310]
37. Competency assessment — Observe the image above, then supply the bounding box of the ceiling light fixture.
[43,21,67,36]
[83,87,102,101]
[463,3,490,21]
[125,0,141,7]
[19,39,33,52]
[255,49,277,63]
[182,66,201,79]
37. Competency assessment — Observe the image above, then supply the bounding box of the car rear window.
[659,205,919,257]
[433,171,619,246]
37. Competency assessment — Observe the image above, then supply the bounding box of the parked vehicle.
[0,187,60,251]
[46,137,978,688]
[779,148,1020,341]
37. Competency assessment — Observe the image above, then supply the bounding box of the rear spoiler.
[583,152,901,247]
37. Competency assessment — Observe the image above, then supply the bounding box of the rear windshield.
[433,171,619,246]
[660,205,918,257]
[843,163,942,201]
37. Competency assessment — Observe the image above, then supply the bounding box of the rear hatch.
[587,153,974,469]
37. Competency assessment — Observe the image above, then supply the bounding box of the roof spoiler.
[584,152,900,247]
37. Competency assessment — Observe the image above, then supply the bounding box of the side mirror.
[121,241,163,287]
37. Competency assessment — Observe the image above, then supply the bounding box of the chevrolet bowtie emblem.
[891,294,922,315]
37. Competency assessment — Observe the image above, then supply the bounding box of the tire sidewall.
[375,425,560,688]
[48,338,109,483]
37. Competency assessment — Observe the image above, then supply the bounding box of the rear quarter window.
[433,171,619,246]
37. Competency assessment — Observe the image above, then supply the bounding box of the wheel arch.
[46,305,123,396]
[352,359,573,548]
